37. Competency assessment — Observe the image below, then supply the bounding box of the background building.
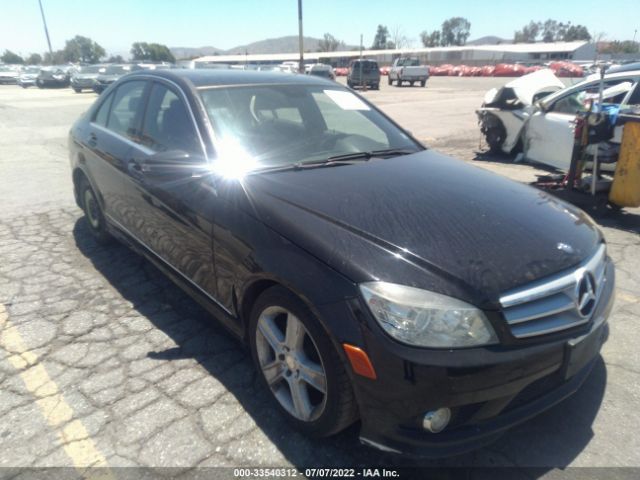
[191,41,597,68]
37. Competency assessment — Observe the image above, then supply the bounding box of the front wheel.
[387,76,392,85]
[249,287,358,437]
[420,79,426,87]
[73,87,82,93]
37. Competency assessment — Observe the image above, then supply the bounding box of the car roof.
[126,68,337,88]
[607,63,640,75]
[540,70,640,107]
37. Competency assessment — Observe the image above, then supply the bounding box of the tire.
[79,177,111,244]
[410,81,415,87]
[73,87,82,93]
[387,76,392,85]
[249,286,358,437]
[347,81,353,88]
[485,124,506,154]
[36,79,43,89]
[373,83,380,90]
[420,80,426,87]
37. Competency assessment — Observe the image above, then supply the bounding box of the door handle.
[88,133,97,148]
[128,158,144,174]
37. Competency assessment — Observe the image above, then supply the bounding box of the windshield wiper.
[253,148,418,174]
[325,148,418,162]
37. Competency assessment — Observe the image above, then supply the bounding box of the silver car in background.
[70,64,107,93]
[17,66,41,88]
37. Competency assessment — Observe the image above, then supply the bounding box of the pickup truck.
[388,58,429,87]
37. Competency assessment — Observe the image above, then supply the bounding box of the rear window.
[352,61,378,72]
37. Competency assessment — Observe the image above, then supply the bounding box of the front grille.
[499,244,608,338]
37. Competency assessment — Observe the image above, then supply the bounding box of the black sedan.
[36,65,72,88]
[68,69,614,457]
[92,64,142,93]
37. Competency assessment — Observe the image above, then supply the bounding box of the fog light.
[422,408,451,433]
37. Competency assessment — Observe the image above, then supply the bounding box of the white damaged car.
[477,68,640,171]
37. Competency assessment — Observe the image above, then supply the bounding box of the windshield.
[352,61,378,72]
[199,84,419,171]
[397,58,419,67]
[79,65,103,73]
[309,69,332,78]
[105,65,128,75]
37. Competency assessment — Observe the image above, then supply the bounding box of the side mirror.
[141,150,210,178]
[533,100,547,113]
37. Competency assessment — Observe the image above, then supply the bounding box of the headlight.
[359,282,498,348]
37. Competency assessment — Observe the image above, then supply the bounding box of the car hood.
[484,69,565,107]
[241,150,601,307]
[97,74,121,82]
[73,73,99,80]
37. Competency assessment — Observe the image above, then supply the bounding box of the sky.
[0,0,638,58]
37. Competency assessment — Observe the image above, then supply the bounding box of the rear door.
[84,80,149,224]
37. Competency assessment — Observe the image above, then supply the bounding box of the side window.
[107,81,147,140]
[551,79,635,114]
[93,92,114,127]
[141,83,200,153]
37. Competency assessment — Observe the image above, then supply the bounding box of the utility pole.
[38,0,53,59]
[297,0,304,74]
[359,34,364,90]
[633,29,638,44]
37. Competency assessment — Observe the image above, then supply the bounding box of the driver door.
[525,78,636,170]
[120,80,219,300]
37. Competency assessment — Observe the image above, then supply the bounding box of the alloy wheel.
[255,306,327,422]
[83,189,100,229]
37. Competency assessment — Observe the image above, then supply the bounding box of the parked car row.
[1,62,170,93]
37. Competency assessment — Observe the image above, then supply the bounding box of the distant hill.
[170,46,224,60]
[171,35,359,59]
[467,36,512,46]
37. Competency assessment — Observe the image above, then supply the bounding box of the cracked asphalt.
[1,79,639,478]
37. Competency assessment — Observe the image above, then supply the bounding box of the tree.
[25,53,42,65]
[514,21,541,43]
[600,40,639,54]
[1,50,24,64]
[541,19,567,42]
[62,35,105,63]
[317,33,343,52]
[564,24,591,41]
[106,54,125,63]
[390,25,408,49]
[441,17,471,46]
[420,30,440,47]
[43,50,66,65]
[371,25,390,49]
[130,42,175,62]
[514,19,593,43]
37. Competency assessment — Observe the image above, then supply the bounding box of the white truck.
[388,58,429,87]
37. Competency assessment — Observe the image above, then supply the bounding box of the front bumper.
[71,78,96,89]
[37,78,69,87]
[345,260,615,457]
[92,82,111,93]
